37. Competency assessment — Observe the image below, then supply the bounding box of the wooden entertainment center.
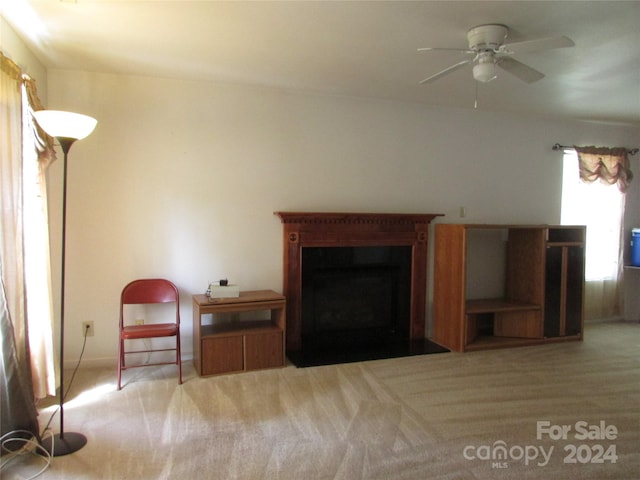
[432,224,585,352]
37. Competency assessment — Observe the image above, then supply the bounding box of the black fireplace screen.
[301,246,411,340]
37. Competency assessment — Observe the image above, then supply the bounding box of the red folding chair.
[117,279,182,390]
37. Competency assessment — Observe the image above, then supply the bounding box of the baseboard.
[584,315,624,324]
[63,353,194,370]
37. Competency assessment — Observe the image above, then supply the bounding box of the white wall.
[42,69,638,367]
[0,16,47,99]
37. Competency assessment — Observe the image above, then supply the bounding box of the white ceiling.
[4,0,640,125]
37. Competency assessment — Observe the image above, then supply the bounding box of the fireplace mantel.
[275,211,443,351]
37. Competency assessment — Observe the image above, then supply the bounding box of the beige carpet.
[5,320,639,479]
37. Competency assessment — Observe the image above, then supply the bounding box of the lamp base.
[41,432,87,456]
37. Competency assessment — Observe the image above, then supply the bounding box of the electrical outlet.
[82,321,94,337]
[135,319,144,325]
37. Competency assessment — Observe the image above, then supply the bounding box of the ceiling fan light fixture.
[473,62,497,83]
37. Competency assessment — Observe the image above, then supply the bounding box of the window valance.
[1,53,56,167]
[574,145,633,192]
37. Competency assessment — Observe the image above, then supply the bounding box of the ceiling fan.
[418,24,574,85]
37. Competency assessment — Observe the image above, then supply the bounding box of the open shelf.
[547,226,585,244]
[465,333,582,351]
[466,298,540,314]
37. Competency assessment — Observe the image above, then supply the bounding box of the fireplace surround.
[275,212,443,357]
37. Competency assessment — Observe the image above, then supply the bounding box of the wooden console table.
[192,290,286,376]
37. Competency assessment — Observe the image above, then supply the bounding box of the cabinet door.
[245,331,283,370]
[545,246,563,337]
[564,246,584,336]
[201,336,244,375]
[544,245,584,337]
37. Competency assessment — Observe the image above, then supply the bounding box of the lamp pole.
[33,111,97,456]
[41,137,89,456]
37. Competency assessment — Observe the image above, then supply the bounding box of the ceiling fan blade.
[497,57,545,83]
[498,35,574,55]
[420,58,473,84]
[418,47,475,54]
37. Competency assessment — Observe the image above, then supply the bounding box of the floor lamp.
[33,110,97,456]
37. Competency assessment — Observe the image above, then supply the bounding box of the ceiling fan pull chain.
[474,81,478,109]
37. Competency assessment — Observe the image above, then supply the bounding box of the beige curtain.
[1,52,57,400]
[1,54,28,380]
[574,146,632,320]
[22,77,58,398]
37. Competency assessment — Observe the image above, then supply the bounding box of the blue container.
[632,228,640,267]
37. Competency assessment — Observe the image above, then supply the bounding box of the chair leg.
[117,337,124,390]
[118,332,182,389]
[176,332,182,385]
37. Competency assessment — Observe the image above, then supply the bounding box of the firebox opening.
[301,246,412,350]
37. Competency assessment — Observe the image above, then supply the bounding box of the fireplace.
[302,246,411,342]
[275,212,443,362]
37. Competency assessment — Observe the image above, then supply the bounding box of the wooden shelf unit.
[432,224,585,352]
[192,290,286,376]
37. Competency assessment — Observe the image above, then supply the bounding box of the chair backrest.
[121,279,179,304]
[120,279,180,327]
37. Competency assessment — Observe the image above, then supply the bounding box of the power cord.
[0,430,52,480]
[39,323,90,440]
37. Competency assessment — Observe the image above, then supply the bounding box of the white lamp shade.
[33,110,97,140]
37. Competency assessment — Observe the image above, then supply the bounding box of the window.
[561,151,624,281]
